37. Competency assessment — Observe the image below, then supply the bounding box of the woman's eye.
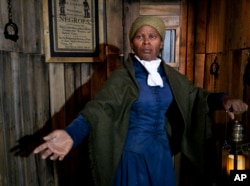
[135,35,144,40]
[149,34,157,39]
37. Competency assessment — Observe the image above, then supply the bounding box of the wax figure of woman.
[33,16,248,186]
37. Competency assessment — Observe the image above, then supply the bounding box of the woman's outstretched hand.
[222,96,248,120]
[33,129,73,161]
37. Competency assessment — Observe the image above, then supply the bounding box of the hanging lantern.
[221,120,250,176]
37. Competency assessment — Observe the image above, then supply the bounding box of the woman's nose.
[143,37,150,44]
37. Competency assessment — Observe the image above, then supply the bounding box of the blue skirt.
[113,136,176,186]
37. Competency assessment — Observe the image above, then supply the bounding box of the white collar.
[135,55,163,87]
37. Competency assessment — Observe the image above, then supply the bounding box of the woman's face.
[130,25,163,61]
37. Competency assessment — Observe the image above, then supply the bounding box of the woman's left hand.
[222,96,248,119]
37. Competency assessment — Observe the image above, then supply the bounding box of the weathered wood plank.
[140,4,180,16]
[194,54,205,87]
[9,52,26,186]
[16,54,52,186]
[178,0,187,75]
[229,0,250,49]
[64,64,78,123]
[106,0,123,49]
[206,0,226,53]
[61,64,80,186]
[18,53,38,186]
[242,0,250,48]
[0,51,9,186]
[21,0,42,53]
[230,51,243,98]
[49,63,66,129]
[48,63,66,186]
[186,1,195,81]
[194,0,208,53]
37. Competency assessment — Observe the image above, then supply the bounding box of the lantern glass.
[226,154,246,175]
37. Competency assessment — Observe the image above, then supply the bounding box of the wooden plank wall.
[192,0,250,181]
[0,0,122,186]
[0,52,53,186]
[192,0,250,127]
[0,0,54,185]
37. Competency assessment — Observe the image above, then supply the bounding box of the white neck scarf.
[135,55,164,87]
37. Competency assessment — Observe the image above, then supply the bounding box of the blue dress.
[65,59,176,186]
[113,60,175,186]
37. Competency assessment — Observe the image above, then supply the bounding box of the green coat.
[80,54,213,186]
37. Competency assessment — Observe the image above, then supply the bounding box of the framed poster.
[43,0,105,62]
